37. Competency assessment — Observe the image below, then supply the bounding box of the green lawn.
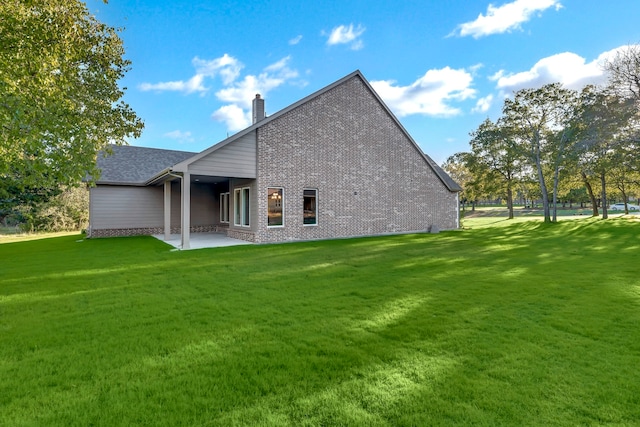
[1,218,639,426]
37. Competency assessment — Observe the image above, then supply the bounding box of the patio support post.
[181,172,191,249]
[164,180,171,240]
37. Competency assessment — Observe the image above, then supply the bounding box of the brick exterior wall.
[87,224,227,238]
[254,75,458,244]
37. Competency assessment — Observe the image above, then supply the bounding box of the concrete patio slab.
[153,232,252,250]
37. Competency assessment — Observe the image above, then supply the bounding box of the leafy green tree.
[444,151,497,212]
[609,134,640,213]
[503,83,577,222]
[0,0,143,206]
[573,85,638,218]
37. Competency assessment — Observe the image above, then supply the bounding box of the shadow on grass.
[2,219,640,425]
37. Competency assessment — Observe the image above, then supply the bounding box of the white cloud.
[472,94,494,113]
[469,63,484,74]
[492,48,625,94]
[452,0,562,39]
[211,105,251,132]
[192,54,243,85]
[139,74,206,94]
[139,53,303,134]
[371,67,476,117]
[215,56,299,108]
[326,24,366,50]
[139,53,243,94]
[289,35,303,45]
[264,56,295,73]
[163,130,194,144]
[211,56,303,131]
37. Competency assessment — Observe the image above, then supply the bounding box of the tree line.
[444,45,640,222]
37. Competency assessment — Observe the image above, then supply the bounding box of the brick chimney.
[252,94,265,124]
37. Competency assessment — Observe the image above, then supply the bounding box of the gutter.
[145,167,179,186]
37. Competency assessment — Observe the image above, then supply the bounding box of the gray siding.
[254,75,458,244]
[90,186,165,230]
[89,183,216,235]
[190,183,217,226]
[189,132,256,178]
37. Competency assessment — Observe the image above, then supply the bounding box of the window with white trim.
[267,187,284,227]
[234,187,250,227]
[220,192,229,223]
[303,189,317,225]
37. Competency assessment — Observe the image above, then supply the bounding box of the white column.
[181,172,191,249]
[164,180,171,240]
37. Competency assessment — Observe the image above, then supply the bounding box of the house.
[88,70,461,248]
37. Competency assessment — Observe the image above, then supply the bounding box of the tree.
[572,85,638,219]
[0,0,143,206]
[608,130,640,213]
[444,152,496,212]
[468,118,523,219]
[442,153,473,212]
[605,44,640,102]
[17,185,89,232]
[503,83,577,222]
[603,44,640,214]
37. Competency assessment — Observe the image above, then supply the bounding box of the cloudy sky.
[94,0,640,164]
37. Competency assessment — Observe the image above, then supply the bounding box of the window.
[303,189,317,225]
[234,187,250,227]
[267,187,284,227]
[220,192,229,223]
[242,188,250,226]
[234,189,241,225]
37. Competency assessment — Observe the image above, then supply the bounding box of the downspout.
[456,192,460,229]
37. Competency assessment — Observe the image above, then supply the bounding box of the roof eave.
[145,167,175,186]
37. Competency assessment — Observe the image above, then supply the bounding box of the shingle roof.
[95,145,196,185]
[423,153,463,192]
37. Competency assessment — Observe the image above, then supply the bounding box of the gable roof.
[95,145,196,185]
[171,70,461,192]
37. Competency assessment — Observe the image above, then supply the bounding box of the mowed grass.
[1,218,640,426]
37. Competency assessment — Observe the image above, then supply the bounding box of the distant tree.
[444,152,495,212]
[0,0,143,209]
[19,186,89,232]
[468,118,523,219]
[443,153,473,212]
[517,175,541,209]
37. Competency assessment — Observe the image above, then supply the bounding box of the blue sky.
[94,0,640,164]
